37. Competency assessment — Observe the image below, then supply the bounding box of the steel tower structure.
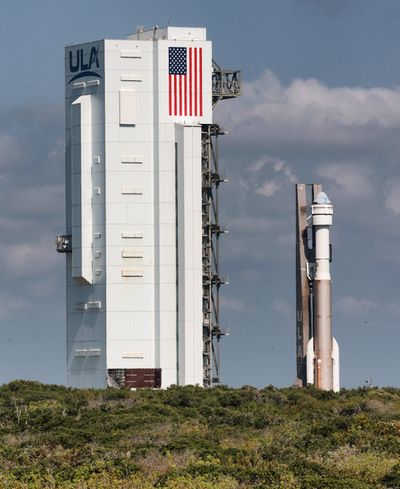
[202,62,241,386]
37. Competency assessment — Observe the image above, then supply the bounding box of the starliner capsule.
[306,192,340,392]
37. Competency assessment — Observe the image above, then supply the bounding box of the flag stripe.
[174,75,177,116]
[184,70,187,116]
[199,48,203,116]
[194,48,198,116]
[189,47,192,116]
[168,75,173,115]
[179,75,182,115]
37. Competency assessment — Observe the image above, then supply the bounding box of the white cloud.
[217,70,400,149]
[256,180,282,197]
[314,162,373,199]
[241,155,298,198]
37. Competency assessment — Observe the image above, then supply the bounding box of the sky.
[1,0,400,388]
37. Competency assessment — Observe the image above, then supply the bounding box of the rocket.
[306,192,340,392]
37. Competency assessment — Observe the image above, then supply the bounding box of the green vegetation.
[1,381,400,488]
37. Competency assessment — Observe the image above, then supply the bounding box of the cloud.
[0,295,29,321]
[256,180,281,197]
[0,133,22,171]
[1,238,59,279]
[271,299,293,321]
[0,103,64,317]
[216,70,400,273]
[385,178,400,215]
[336,296,400,318]
[336,296,378,317]
[244,156,298,198]
[225,216,293,263]
[216,71,400,154]
[314,162,373,199]
[220,295,245,312]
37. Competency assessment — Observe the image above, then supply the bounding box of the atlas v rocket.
[295,184,339,392]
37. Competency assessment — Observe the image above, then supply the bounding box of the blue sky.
[2,0,400,388]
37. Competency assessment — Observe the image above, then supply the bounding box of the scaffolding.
[212,60,242,107]
[202,62,241,387]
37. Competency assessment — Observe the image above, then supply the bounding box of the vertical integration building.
[57,26,241,388]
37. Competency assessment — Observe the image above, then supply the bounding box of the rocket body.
[314,280,333,390]
[307,192,339,392]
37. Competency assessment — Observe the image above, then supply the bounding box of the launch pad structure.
[57,26,241,389]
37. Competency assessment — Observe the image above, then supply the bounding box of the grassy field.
[1,381,400,488]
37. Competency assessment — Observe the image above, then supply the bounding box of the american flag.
[169,47,203,117]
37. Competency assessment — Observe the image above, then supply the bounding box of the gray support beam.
[295,184,310,386]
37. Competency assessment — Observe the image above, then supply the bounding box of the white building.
[59,26,240,389]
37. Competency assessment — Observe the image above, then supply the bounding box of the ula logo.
[68,46,102,84]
